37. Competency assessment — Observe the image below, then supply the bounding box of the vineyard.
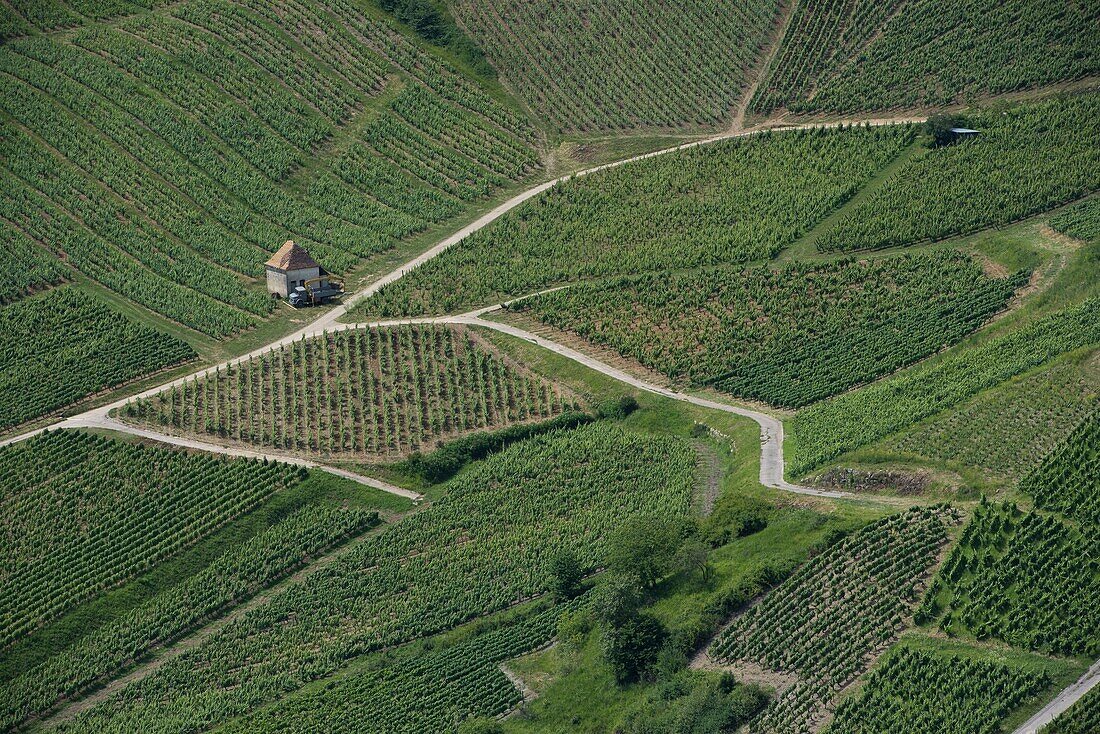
[509,251,1025,407]
[1050,198,1100,243]
[55,423,698,732]
[123,325,579,460]
[888,353,1099,480]
[916,500,1099,657]
[708,506,960,733]
[750,0,1098,114]
[789,296,1100,475]
[0,503,378,731]
[219,599,584,732]
[824,644,1052,734]
[817,95,1100,252]
[0,288,196,432]
[1042,686,1100,734]
[0,0,538,336]
[360,124,915,316]
[0,216,68,305]
[447,0,779,133]
[1019,408,1099,529]
[0,430,302,651]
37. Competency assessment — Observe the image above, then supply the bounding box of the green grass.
[0,466,412,684]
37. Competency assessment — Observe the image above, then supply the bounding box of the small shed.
[265,240,327,299]
[949,127,981,140]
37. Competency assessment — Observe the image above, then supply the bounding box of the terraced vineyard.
[124,325,578,459]
[0,431,303,650]
[360,124,915,316]
[0,0,538,336]
[447,0,780,133]
[508,251,1026,407]
[916,501,1099,657]
[817,95,1100,253]
[53,423,697,732]
[751,0,1099,114]
[219,599,584,733]
[789,297,1100,475]
[825,644,1052,734]
[709,506,960,733]
[1019,408,1099,529]
[1,503,379,731]
[0,288,196,432]
[889,353,1099,480]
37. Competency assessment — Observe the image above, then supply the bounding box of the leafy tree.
[592,572,643,627]
[674,539,713,582]
[926,113,967,147]
[598,394,640,420]
[547,549,584,600]
[603,612,668,684]
[606,516,685,588]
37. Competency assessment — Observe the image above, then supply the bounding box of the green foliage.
[603,612,668,684]
[889,355,1099,480]
[1050,197,1100,242]
[512,251,1024,407]
[127,325,578,460]
[448,0,780,133]
[1019,408,1100,529]
[220,599,585,733]
[592,573,645,629]
[926,113,969,147]
[917,501,1099,656]
[597,395,640,420]
[402,411,593,483]
[825,645,1051,734]
[1042,686,1100,734]
[606,517,689,588]
[359,124,915,316]
[616,671,770,734]
[752,0,1099,114]
[703,495,768,547]
[0,0,537,337]
[57,423,697,731]
[818,95,1100,252]
[0,430,302,651]
[790,297,1100,474]
[0,288,196,431]
[548,550,585,601]
[372,0,491,77]
[0,504,377,730]
[709,507,960,733]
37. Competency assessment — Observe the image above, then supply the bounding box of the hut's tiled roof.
[265,240,319,271]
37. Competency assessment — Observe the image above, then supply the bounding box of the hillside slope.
[751,0,1100,115]
[0,0,538,337]
[446,0,782,133]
